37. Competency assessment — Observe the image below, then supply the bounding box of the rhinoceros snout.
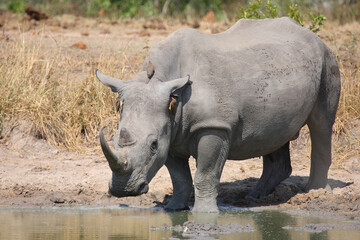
[108,179,149,197]
[137,182,149,194]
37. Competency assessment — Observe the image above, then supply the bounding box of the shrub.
[239,0,277,19]
[6,0,26,13]
[239,0,326,33]
[308,11,326,33]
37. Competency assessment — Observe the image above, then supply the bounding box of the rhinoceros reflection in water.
[97,17,340,213]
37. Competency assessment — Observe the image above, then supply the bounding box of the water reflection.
[251,210,296,240]
[0,207,359,240]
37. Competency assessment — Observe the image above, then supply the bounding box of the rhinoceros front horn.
[99,129,129,174]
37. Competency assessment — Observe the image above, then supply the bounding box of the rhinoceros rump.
[97,17,340,212]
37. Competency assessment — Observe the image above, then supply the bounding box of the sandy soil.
[0,11,359,220]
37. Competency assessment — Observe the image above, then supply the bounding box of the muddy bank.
[0,121,359,220]
[151,221,254,238]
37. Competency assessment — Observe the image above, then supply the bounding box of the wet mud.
[151,221,254,238]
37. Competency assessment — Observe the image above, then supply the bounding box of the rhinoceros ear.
[96,69,126,93]
[164,75,192,95]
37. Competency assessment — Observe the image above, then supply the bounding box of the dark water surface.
[0,206,359,240]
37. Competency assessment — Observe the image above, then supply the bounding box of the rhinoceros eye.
[150,139,158,152]
[116,97,123,114]
[147,135,158,154]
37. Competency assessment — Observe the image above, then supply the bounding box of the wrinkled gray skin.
[97,17,340,213]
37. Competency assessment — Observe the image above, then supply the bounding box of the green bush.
[287,3,304,26]
[239,0,277,19]
[2,0,232,19]
[6,0,26,13]
[239,0,326,33]
[308,11,326,33]
[88,0,155,18]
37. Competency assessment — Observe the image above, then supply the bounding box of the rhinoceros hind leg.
[305,116,333,190]
[245,142,292,201]
[305,113,334,190]
[305,51,340,190]
[164,155,193,211]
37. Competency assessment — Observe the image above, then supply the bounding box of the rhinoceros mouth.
[109,181,149,197]
[138,182,149,194]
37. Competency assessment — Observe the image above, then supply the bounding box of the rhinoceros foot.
[164,204,190,212]
[245,142,292,201]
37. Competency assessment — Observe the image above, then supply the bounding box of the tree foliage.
[1,0,355,25]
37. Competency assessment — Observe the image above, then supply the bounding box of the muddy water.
[0,207,359,240]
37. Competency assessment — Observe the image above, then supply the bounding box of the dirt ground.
[0,11,359,220]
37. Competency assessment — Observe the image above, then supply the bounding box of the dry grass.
[319,22,360,165]
[0,25,144,151]
[0,19,359,155]
[323,23,360,131]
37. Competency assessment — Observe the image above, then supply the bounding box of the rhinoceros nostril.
[118,128,136,147]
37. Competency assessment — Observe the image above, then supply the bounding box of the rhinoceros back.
[147,17,328,159]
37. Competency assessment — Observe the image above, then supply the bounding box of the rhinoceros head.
[96,67,190,197]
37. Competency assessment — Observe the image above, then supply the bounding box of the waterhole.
[1,207,359,240]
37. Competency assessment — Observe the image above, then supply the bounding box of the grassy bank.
[0,28,138,150]
[330,23,360,134]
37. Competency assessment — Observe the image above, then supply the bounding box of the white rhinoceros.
[97,17,340,212]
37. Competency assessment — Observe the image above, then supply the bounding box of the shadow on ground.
[154,176,353,209]
[218,176,353,207]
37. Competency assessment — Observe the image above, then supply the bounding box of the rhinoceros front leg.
[245,142,292,201]
[164,155,193,211]
[192,130,229,213]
